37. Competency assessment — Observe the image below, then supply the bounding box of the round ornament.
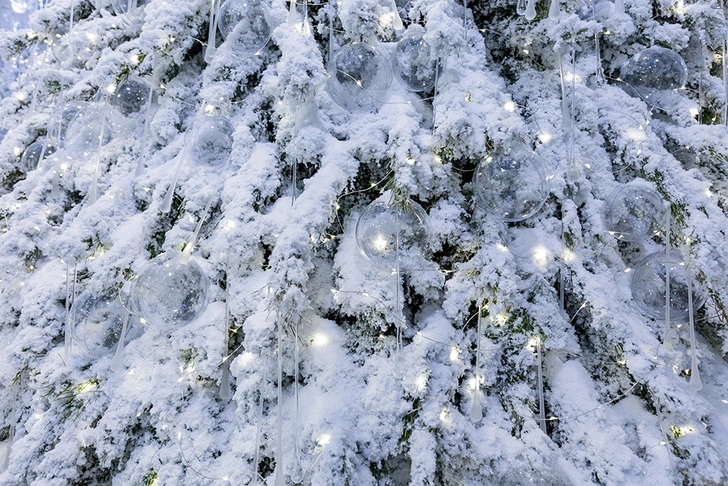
[473,145,548,222]
[47,101,90,148]
[20,140,56,172]
[111,76,154,117]
[619,47,688,104]
[392,27,441,92]
[63,103,116,160]
[355,196,431,272]
[602,185,665,242]
[631,250,704,321]
[217,0,272,58]
[129,253,209,329]
[71,289,142,354]
[328,43,393,112]
[187,113,234,167]
[110,0,148,26]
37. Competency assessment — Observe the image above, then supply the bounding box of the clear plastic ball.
[631,250,704,321]
[328,43,393,112]
[47,101,90,148]
[110,0,148,26]
[111,76,154,117]
[619,47,688,104]
[187,113,234,167]
[217,0,272,58]
[473,146,548,222]
[71,289,142,354]
[130,253,209,329]
[64,103,116,160]
[355,197,431,273]
[20,140,56,172]
[392,28,441,92]
[602,185,665,242]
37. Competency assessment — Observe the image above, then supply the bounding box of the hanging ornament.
[217,0,272,58]
[472,145,549,222]
[110,76,155,118]
[63,101,116,161]
[110,0,148,27]
[619,47,688,106]
[187,113,234,167]
[47,101,89,149]
[355,195,431,273]
[631,250,704,320]
[602,185,665,242]
[391,26,441,93]
[19,139,56,173]
[327,43,393,113]
[129,253,209,330]
[71,289,142,355]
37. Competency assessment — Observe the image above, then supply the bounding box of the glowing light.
[625,128,646,141]
[239,351,255,366]
[538,132,552,144]
[415,373,428,391]
[317,433,331,446]
[450,347,460,361]
[689,107,699,118]
[406,158,415,165]
[531,245,551,268]
[60,163,70,171]
[439,407,452,425]
[496,243,509,253]
[493,312,509,325]
[503,101,516,112]
[372,234,389,252]
[563,248,577,263]
[312,333,330,347]
[106,84,116,94]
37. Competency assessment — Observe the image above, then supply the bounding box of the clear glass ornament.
[619,47,688,105]
[130,253,209,329]
[71,289,142,354]
[187,113,234,167]
[473,145,548,222]
[64,103,116,160]
[355,196,431,273]
[111,76,154,117]
[631,250,704,321]
[110,0,148,27]
[392,27,441,92]
[328,43,393,112]
[47,101,90,148]
[20,140,56,172]
[602,185,665,242]
[217,0,272,58]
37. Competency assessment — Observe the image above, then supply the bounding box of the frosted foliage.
[327,44,392,112]
[71,289,140,354]
[473,148,548,222]
[130,254,208,329]
[19,140,56,172]
[217,0,272,58]
[64,104,114,160]
[620,47,688,103]
[188,114,234,166]
[355,198,431,272]
[602,186,665,242]
[111,77,152,117]
[631,250,704,320]
[392,31,440,92]
[47,101,89,147]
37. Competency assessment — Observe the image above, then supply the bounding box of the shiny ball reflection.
[328,43,393,112]
[619,47,688,105]
[392,29,441,92]
[217,0,272,58]
[473,146,548,222]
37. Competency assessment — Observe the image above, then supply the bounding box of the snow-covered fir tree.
[0,0,727,484]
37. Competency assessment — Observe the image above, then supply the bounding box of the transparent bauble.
[187,113,234,167]
[130,253,209,329]
[217,0,272,58]
[64,103,116,160]
[473,146,548,222]
[111,76,154,117]
[47,101,90,147]
[355,196,431,273]
[328,43,393,112]
[631,250,704,321]
[71,289,142,354]
[619,47,688,104]
[576,0,614,21]
[602,185,665,242]
[392,28,441,92]
[20,140,56,172]
[110,0,148,26]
